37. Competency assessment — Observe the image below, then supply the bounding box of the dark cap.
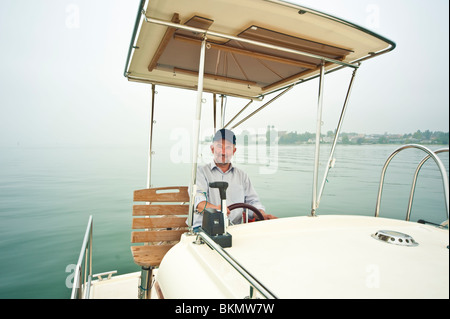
[213,129,236,145]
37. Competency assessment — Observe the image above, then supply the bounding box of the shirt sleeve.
[194,166,208,210]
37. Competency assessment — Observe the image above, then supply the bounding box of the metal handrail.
[196,231,277,299]
[123,0,146,77]
[71,215,93,299]
[406,148,449,221]
[374,144,449,221]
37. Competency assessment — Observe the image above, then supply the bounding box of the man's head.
[211,129,236,165]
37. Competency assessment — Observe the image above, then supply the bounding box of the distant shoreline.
[232,129,450,146]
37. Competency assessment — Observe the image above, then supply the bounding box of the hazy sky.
[0,0,448,147]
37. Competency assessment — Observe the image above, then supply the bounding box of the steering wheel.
[228,203,264,222]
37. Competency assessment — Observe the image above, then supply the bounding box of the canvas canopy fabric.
[126,0,394,98]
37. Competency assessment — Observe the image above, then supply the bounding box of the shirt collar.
[210,162,234,173]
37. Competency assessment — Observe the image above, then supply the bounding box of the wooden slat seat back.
[131,186,189,268]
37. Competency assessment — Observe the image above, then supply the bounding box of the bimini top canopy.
[125,0,395,99]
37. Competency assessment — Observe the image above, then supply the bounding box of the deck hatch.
[371,230,419,247]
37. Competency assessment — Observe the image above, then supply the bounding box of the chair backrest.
[131,186,189,268]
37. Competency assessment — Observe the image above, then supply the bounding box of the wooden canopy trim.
[147,13,354,91]
[127,0,396,98]
[237,25,353,61]
[148,15,215,72]
[174,67,258,86]
[148,13,181,72]
[174,34,317,70]
[262,61,335,91]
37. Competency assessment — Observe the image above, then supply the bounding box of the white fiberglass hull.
[155,215,449,299]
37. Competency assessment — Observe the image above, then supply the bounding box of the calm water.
[0,144,448,298]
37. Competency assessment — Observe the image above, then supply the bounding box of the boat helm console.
[201,181,232,248]
[201,208,232,248]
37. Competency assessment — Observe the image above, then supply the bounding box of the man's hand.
[259,209,277,220]
[196,201,231,215]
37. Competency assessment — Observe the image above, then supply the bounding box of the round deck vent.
[371,230,418,247]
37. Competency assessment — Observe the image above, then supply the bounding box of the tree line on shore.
[276,130,449,145]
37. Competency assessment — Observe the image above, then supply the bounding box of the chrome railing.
[406,148,449,221]
[71,215,93,299]
[375,144,449,222]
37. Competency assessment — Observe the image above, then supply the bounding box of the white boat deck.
[81,215,448,299]
[88,271,141,299]
[156,215,449,299]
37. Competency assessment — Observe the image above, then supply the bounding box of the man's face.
[211,139,236,164]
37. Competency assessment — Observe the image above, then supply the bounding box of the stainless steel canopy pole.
[223,99,252,129]
[220,95,226,128]
[316,67,359,207]
[230,85,293,129]
[311,63,325,217]
[188,37,207,231]
[213,93,217,133]
[146,84,156,188]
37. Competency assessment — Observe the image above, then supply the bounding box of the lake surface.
[0,144,448,298]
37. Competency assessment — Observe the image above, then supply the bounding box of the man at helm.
[192,129,277,230]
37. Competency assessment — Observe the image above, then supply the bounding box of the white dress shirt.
[192,162,265,228]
